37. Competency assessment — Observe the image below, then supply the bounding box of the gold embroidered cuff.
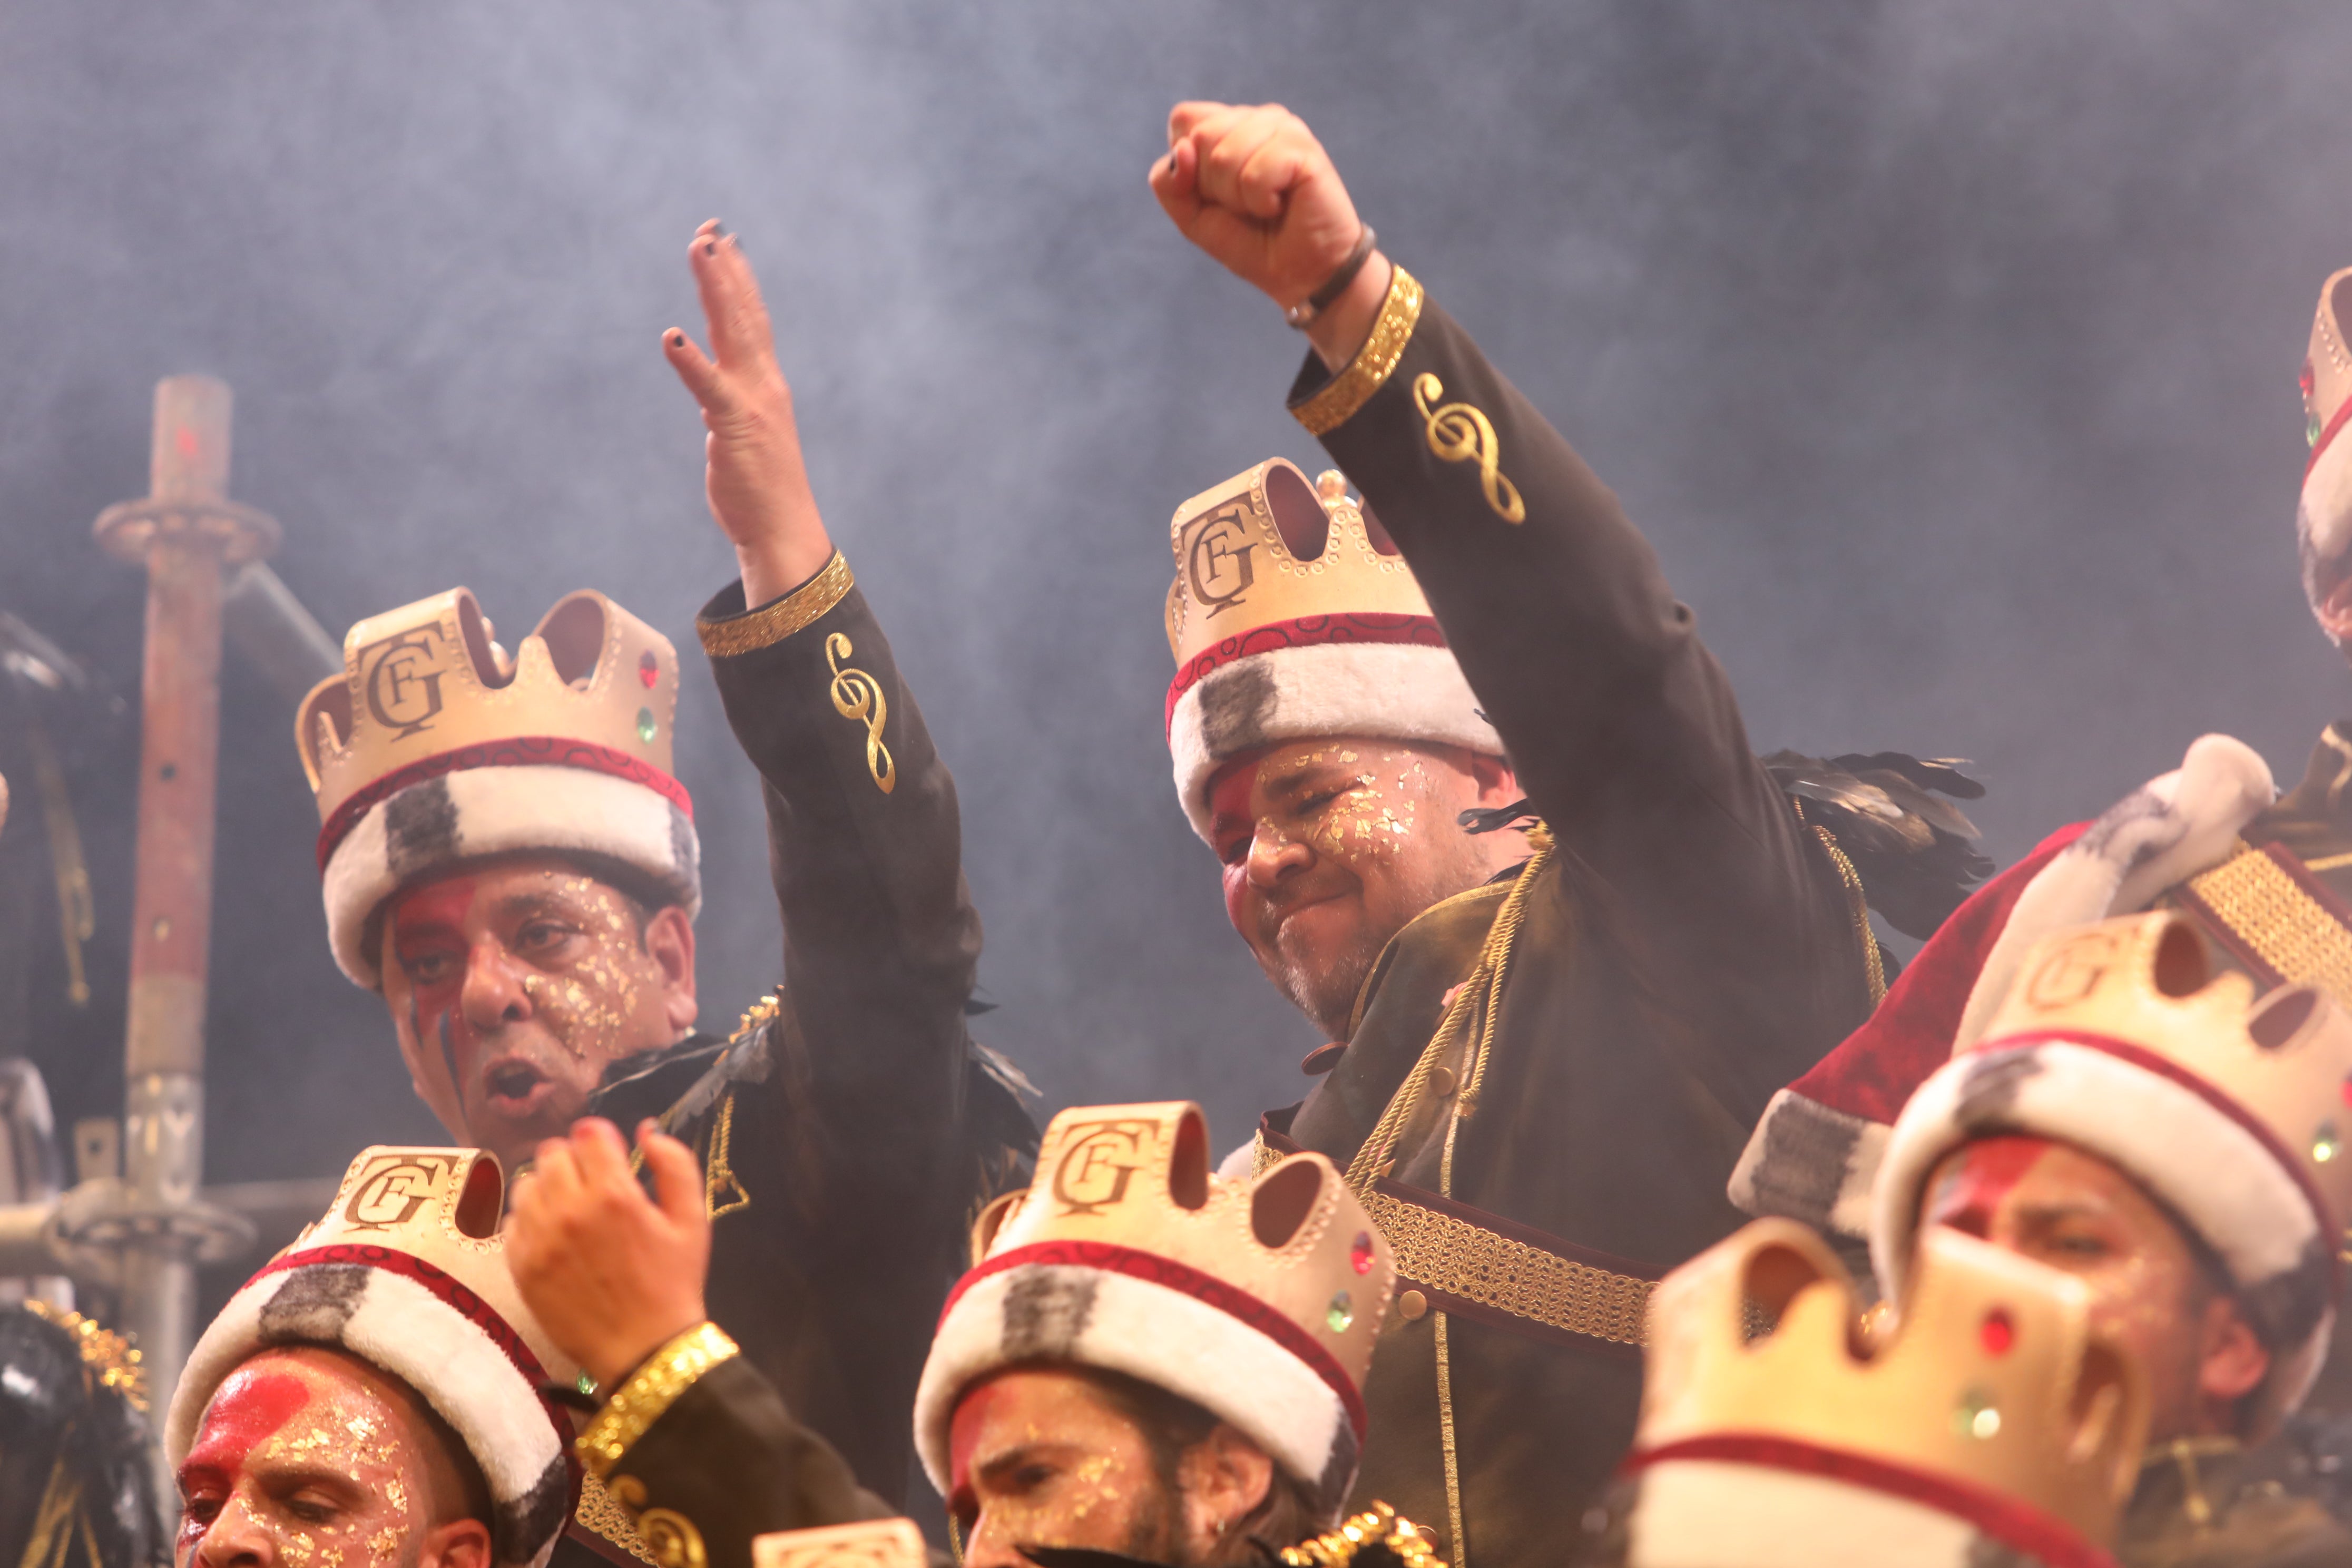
[1290,264,1425,437]
[576,1321,741,1479]
[697,551,854,658]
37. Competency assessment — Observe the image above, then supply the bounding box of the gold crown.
[1639,1218,2149,1545]
[976,1102,1396,1393]
[297,587,682,827]
[1977,911,2352,1231]
[2305,268,2352,448]
[23,1298,148,1414]
[1165,458,1428,668]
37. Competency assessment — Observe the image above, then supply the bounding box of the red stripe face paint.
[1920,1134,2054,1238]
[181,1368,310,1485]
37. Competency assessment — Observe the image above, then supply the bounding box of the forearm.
[580,1323,897,1564]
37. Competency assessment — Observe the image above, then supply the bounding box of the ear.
[1175,1424,1276,1552]
[1468,750,1520,807]
[2319,573,2352,646]
[416,1517,492,1568]
[2196,1295,2271,1423]
[644,905,699,1035]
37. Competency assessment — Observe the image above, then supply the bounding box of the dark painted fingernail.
[703,239,719,256]
[667,330,684,347]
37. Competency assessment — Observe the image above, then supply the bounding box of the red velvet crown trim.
[943,1238,1367,1441]
[1164,614,1451,731]
[315,738,693,874]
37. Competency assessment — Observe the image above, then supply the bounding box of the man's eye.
[285,1493,340,1524]
[517,921,572,950]
[1299,788,1347,814]
[2047,1232,2110,1260]
[180,1496,222,1527]
[1011,1463,1057,1492]
[401,950,457,984]
[1218,837,1249,867]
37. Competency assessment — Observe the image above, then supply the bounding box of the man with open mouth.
[290,220,1034,1549]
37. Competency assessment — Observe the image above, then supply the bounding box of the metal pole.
[91,376,278,1444]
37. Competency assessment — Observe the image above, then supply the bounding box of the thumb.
[639,1122,709,1237]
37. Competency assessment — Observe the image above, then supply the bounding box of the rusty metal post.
[91,376,278,1439]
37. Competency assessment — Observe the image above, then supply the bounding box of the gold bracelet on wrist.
[575,1321,740,1479]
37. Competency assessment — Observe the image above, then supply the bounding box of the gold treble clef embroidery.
[826,632,895,793]
[1413,372,1526,524]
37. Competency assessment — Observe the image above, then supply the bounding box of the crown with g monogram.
[1875,910,2352,1438]
[296,588,699,987]
[1631,1218,2148,1557]
[915,1101,1395,1522]
[169,1148,581,1568]
[1164,458,1427,666]
[1159,460,1498,842]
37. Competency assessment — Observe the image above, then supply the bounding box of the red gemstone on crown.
[639,651,659,688]
[1979,1307,2013,1356]
[1350,1232,1374,1275]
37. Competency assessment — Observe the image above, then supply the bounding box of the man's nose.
[194,1493,276,1568]
[1244,826,1313,888]
[958,1512,1024,1568]
[460,939,535,1029]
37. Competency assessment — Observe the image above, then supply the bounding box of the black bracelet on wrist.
[1285,226,1378,330]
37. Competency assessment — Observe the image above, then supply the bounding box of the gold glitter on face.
[948,1369,1179,1568]
[1208,737,1523,1039]
[179,1349,457,1568]
[380,854,692,1169]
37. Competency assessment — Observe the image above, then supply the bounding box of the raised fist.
[1150,103,1385,366]
[664,221,833,606]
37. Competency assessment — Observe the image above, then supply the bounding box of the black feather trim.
[1763,750,1993,940]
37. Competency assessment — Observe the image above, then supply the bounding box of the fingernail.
[667,330,684,347]
[703,239,718,256]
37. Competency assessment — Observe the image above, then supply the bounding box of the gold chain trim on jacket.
[825,632,895,793]
[1292,266,1426,437]
[1362,1187,1653,1347]
[2181,841,2352,1003]
[574,1473,661,1566]
[1808,825,1887,1006]
[1410,375,1524,524]
[1281,1501,1445,1567]
[695,551,854,658]
[576,1321,740,1479]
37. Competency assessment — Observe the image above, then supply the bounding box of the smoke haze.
[0,2,2346,1221]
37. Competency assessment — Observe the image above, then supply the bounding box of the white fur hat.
[167,1148,580,1568]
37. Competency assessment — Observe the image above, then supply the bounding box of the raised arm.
[1152,108,1840,972]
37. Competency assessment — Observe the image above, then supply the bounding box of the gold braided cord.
[574,1473,662,1567]
[1432,1309,1466,1568]
[2183,842,2352,1003]
[695,551,854,658]
[22,1300,145,1413]
[1292,267,1426,437]
[1808,825,1887,1006]
[576,1321,740,1479]
[1361,1189,1653,1347]
[1281,1501,1445,1567]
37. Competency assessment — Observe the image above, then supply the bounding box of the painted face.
[1208,738,1516,1039]
[948,1368,1182,1568]
[1920,1134,2222,1437]
[380,852,690,1170]
[177,1347,465,1568]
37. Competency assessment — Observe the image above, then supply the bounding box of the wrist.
[1306,253,1393,372]
[737,533,835,610]
[589,1306,710,1390]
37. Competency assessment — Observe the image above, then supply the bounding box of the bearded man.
[292,221,1031,1523]
[506,1102,1435,1568]
[1147,103,1983,1564]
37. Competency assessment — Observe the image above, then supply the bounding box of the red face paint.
[181,1368,310,1487]
[947,1376,1006,1501]
[1924,1134,2054,1237]
[390,874,479,949]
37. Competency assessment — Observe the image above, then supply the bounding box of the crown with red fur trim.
[296,586,698,988]
[166,1147,582,1568]
[1163,458,1499,842]
[1729,733,2276,1242]
[1609,1218,2146,1568]
[2300,267,2352,629]
[1873,911,2352,1440]
[913,1102,1395,1522]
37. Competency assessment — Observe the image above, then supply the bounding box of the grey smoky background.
[0,2,2346,1209]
